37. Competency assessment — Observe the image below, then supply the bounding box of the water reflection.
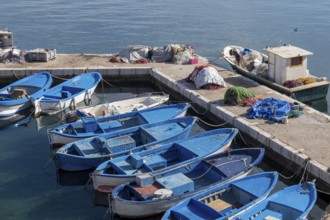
[0,107,34,128]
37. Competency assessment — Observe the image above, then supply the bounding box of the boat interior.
[43,86,85,100]
[0,85,41,100]
[64,119,192,159]
[117,159,228,202]
[117,151,259,204]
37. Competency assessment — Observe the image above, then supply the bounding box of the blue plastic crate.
[106,135,136,154]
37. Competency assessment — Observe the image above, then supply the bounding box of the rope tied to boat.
[104,194,115,219]
[189,164,214,180]
[102,78,115,88]
[197,117,228,127]
[11,70,20,80]
[51,74,70,81]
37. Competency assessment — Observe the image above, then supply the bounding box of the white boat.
[0,72,52,117]
[74,92,169,118]
[222,45,329,103]
[33,72,102,115]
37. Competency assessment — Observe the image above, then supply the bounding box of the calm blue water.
[1,1,329,219]
[2,0,330,112]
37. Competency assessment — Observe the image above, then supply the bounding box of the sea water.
[1,0,330,219]
[1,0,330,112]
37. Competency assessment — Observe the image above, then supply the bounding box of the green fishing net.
[224,86,255,105]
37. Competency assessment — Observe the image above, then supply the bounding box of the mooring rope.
[316,188,330,195]
[12,70,21,80]
[197,117,228,128]
[189,103,209,116]
[238,131,249,146]
[102,78,115,88]
[51,74,70,81]
[299,158,310,183]
[189,165,214,180]
[278,166,303,180]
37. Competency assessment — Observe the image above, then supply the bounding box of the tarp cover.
[117,46,150,63]
[247,98,291,121]
[188,66,226,89]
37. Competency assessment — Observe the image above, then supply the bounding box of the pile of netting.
[109,44,194,64]
[224,87,258,106]
[0,48,28,64]
[283,77,317,88]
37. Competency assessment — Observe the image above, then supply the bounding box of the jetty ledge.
[0,54,329,193]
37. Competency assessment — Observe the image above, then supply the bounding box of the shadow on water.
[305,98,328,113]
[56,169,92,187]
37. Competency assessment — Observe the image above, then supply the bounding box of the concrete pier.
[1,54,329,192]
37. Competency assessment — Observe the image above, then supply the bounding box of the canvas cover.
[188,66,226,89]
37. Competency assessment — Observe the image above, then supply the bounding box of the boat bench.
[156,173,194,196]
[98,120,122,132]
[72,143,99,156]
[81,116,108,133]
[130,154,167,171]
[61,86,85,96]
[109,158,152,175]
[253,209,282,220]
[140,128,158,143]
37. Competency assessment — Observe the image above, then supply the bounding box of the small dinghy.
[110,148,265,218]
[0,71,52,117]
[91,128,239,193]
[48,103,190,147]
[74,92,169,118]
[55,116,196,171]
[232,181,317,220]
[162,172,278,220]
[33,72,102,116]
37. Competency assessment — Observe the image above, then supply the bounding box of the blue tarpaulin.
[247,98,291,121]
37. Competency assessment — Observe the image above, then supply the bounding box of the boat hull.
[0,72,53,117]
[77,93,169,117]
[0,101,32,118]
[48,103,190,146]
[39,85,97,115]
[223,45,330,103]
[55,117,195,171]
[92,140,232,193]
[112,172,250,218]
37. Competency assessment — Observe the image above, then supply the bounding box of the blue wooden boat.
[55,116,197,171]
[232,181,317,220]
[0,71,52,117]
[110,148,265,218]
[162,172,278,220]
[33,72,102,116]
[91,128,239,193]
[48,103,190,146]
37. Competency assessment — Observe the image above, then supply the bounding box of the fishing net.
[224,87,255,105]
[300,77,316,85]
